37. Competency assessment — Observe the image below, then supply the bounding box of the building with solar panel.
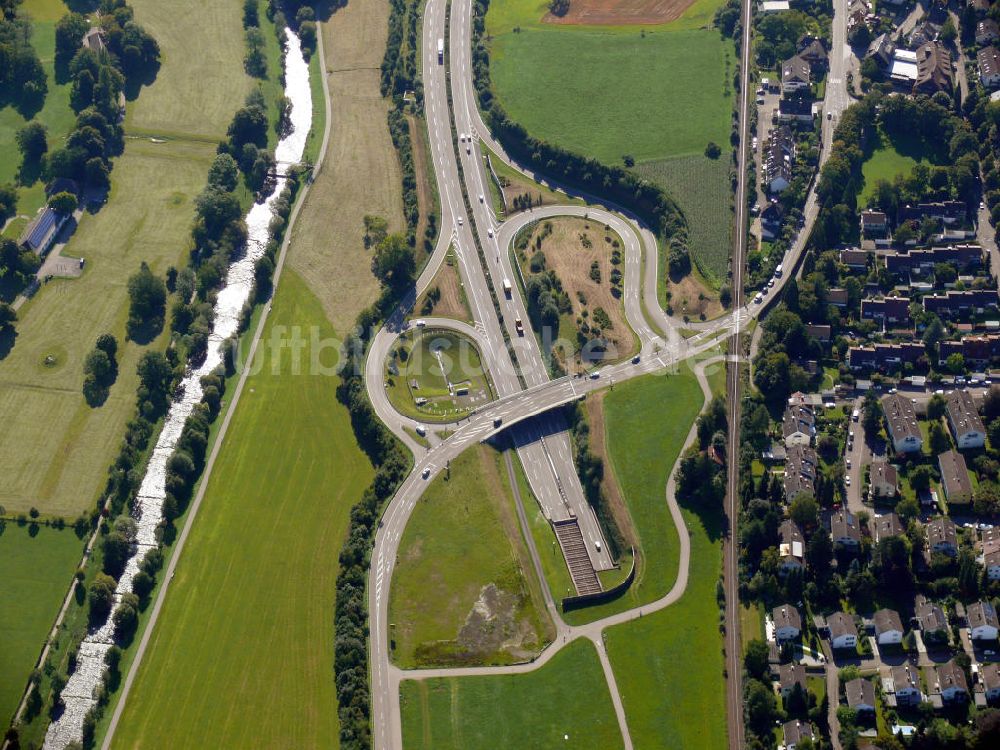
[18,206,69,255]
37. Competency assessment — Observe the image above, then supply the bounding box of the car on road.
[493,417,502,428]
[846,457,851,469]
[488,228,494,238]
[768,278,775,287]
[457,216,463,226]
[421,467,431,479]
[754,293,763,304]
[466,143,471,154]
[415,424,426,436]
[515,317,524,336]
[827,111,832,120]
[590,370,601,379]
[414,319,426,327]
[479,193,484,203]
[632,355,640,364]
[845,476,851,487]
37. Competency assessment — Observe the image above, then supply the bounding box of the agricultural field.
[287,0,405,334]
[109,271,371,749]
[388,445,552,668]
[514,217,637,373]
[399,639,624,750]
[0,0,77,220]
[384,328,494,422]
[485,0,734,280]
[604,499,727,749]
[0,523,84,726]
[565,360,706,624]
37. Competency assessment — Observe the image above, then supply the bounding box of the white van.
[774,264,783,277]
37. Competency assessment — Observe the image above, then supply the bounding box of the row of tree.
[0,1,46,115]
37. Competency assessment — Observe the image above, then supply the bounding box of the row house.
[883,244,984,276]
[938,450,974,505]
[840,248,869,270]
[923,289,999,319]
[784,445,818,500]
[779,519,805,574]
[764,127,795,193]
[944,389,986,449]
[982,528,1000,582]
[938,335,1000,368]
[926,516,958,557]
[782,403,815,447]
[847,342,924,371]
[861,296,911,326]
[898,200,966,226]
[883,393,923,453]
[980,45,1000,89]
[968,601,999,641]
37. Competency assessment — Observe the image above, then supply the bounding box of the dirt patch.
[407,113,435,267]
[544,0,698,26]
[585,392,638,549]
[516,217,637,373]
[667,271,724,322]
[457,583,534,656]
[415,250,471,321]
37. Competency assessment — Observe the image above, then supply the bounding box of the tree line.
[0,0,46,115]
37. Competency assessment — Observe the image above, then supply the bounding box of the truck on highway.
[503,278,512,297]
[514,317,524,336]
[437,38,443,63]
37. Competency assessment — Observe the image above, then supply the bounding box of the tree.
[226,102,268,150]
[984,387,1000,422]
[789,493,819,529]
[88,573,116,623]
[946,352,965,375]
[939,17,957,44]
[112,592,140,641]
[927,394,946,420]
[910,465,933,494]
[548,0,570,17]
[371,233,415,291]
[0,302,16,333]
[48,191,77,215]
[705,141,722,159]
[746,678,780,735]
[862,391,882,436]
[744,639,770,680]
[15,121,47,163]
[127,261,166,337]
[929,421,951,454]
[807,530,833,573]
[101,531,130,578]
[974,481,1000,516]
[0,183,15,221]
[207,153,238,192]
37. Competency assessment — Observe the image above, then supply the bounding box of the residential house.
[784,445,818,500]
[846,677,876,714]
[782,55,811,93]
[761,201,785,240]
[779,663,807,699]
[978,18,1000,46]
[938,335,1000,368]
[915,596,949,644]
[870,463,899,501]
[783,405,815,447]
[897,200,966,225]
[828,611,859,649]
[779,519,806,574]
[847,0,871,32]
[867,33,895,68]
[926,516,958,557]
[17,206,69,255]
[840,248,868,270]
[923,289,999,319]
[798,35,828,69]
[891,663,923,706]
[980,46,1000,88]
[938,450,973,505]
[806,323,831,343]
[861,296,911,326]
[945,390,986,449]
[983,528,1000,581]
[885,244,984,276]
[972,0,992,16]
[827,288,849,307]
[831,510,861,549]
[968,601,1000,641]
[935,660,970,703]
[874,608,905,645]
[782,720,815,750]
[860,209,889,242]
[847,342,924,371]
[773,604,802,642]
[914,42,954,96]
[982,663,1000,703]
[764,127,795,193]
[777,94,814,123]
[883,393,923,453]
[873,511,903,541]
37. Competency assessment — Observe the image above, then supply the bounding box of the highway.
[363,0,837,747]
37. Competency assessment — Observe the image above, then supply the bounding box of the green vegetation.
[859,136,922,205]
[566,363,705,624]
[384,328,494,422]
[604,499,727,749]
[399,638,624,750]
[0,523,83,726]
[110,271,368,749]
[635,155,731,285]
[389,445,552,668]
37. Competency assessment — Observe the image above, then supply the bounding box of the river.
[42,27,313,749]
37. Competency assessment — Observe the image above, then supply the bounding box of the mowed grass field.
[399,638,624,750]
[485,0,734,280]
[287,0,405,334]
[859,141,920,206]
[565,364,705,624]
[109,271,371,749]
[0,0,252,517]
[604,501,727,749]
[389,444,551,668]
[0,524,84,726]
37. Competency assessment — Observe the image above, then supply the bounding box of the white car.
[846,457,851,469]
[479,194,484,203]
[457,216,463,226]
[414,319,426,327]
[768,278,775,287]
[488,228,494,238]
[754,293,763,304]
[845,476,851,487]
[460,133,466,142]
[590,370,601,379]
[421,467,431,479]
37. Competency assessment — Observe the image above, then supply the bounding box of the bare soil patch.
[545,0,698,26]
[667,270,723,322]
[415,249,471,322]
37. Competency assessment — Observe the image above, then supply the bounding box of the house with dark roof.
[82,26,106,52]
[968,601,999,641]
[773,604,802,641]
[915,596,949,644]
[978,18,1000,46]
[798,35,828,69]
[761,201,785,240]
[861,296,911,326]
[884,244,984,276]
[938,450,973,505]
[983,528,1000,582]
[806,323,831,342]
[980,45,1000,88]
[931,660,969,703]
[945,390,986,449]
[874,608,905,645]
[926,516,958,557]
[831,510,861,549]
[897,200,966,225]
[883,394,922,453]
[827,288,849,307]
[783,405,815,447]
[18,206,69,255]
[779,519,806,574]
[840,248,868,270]
[867,33,895,68]
[923,290,999,318]
[846,677,876,714]
[782,55,812,93]
[782,720,814,750]
[939,335,1000,368]
[847,342,925,371]
[870,464,898,501]
[764,127,795,193]
[861,210,889,239]
[779,663,807,698]
[777,94,814,123]
[784,445,817,500]
[828,611,859,649]
[982,663,1000,702]
[873,512,903,542]
[891,663,924,706]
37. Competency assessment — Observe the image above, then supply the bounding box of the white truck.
[437,38,444,63]
[502,278,512,297]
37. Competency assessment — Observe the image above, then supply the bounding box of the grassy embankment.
[399,638,624,750]
[485,0,734,284]
[0,524,84,726]
[389,444,553,668]
[0,0,251,520]
[109,272,369,748]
